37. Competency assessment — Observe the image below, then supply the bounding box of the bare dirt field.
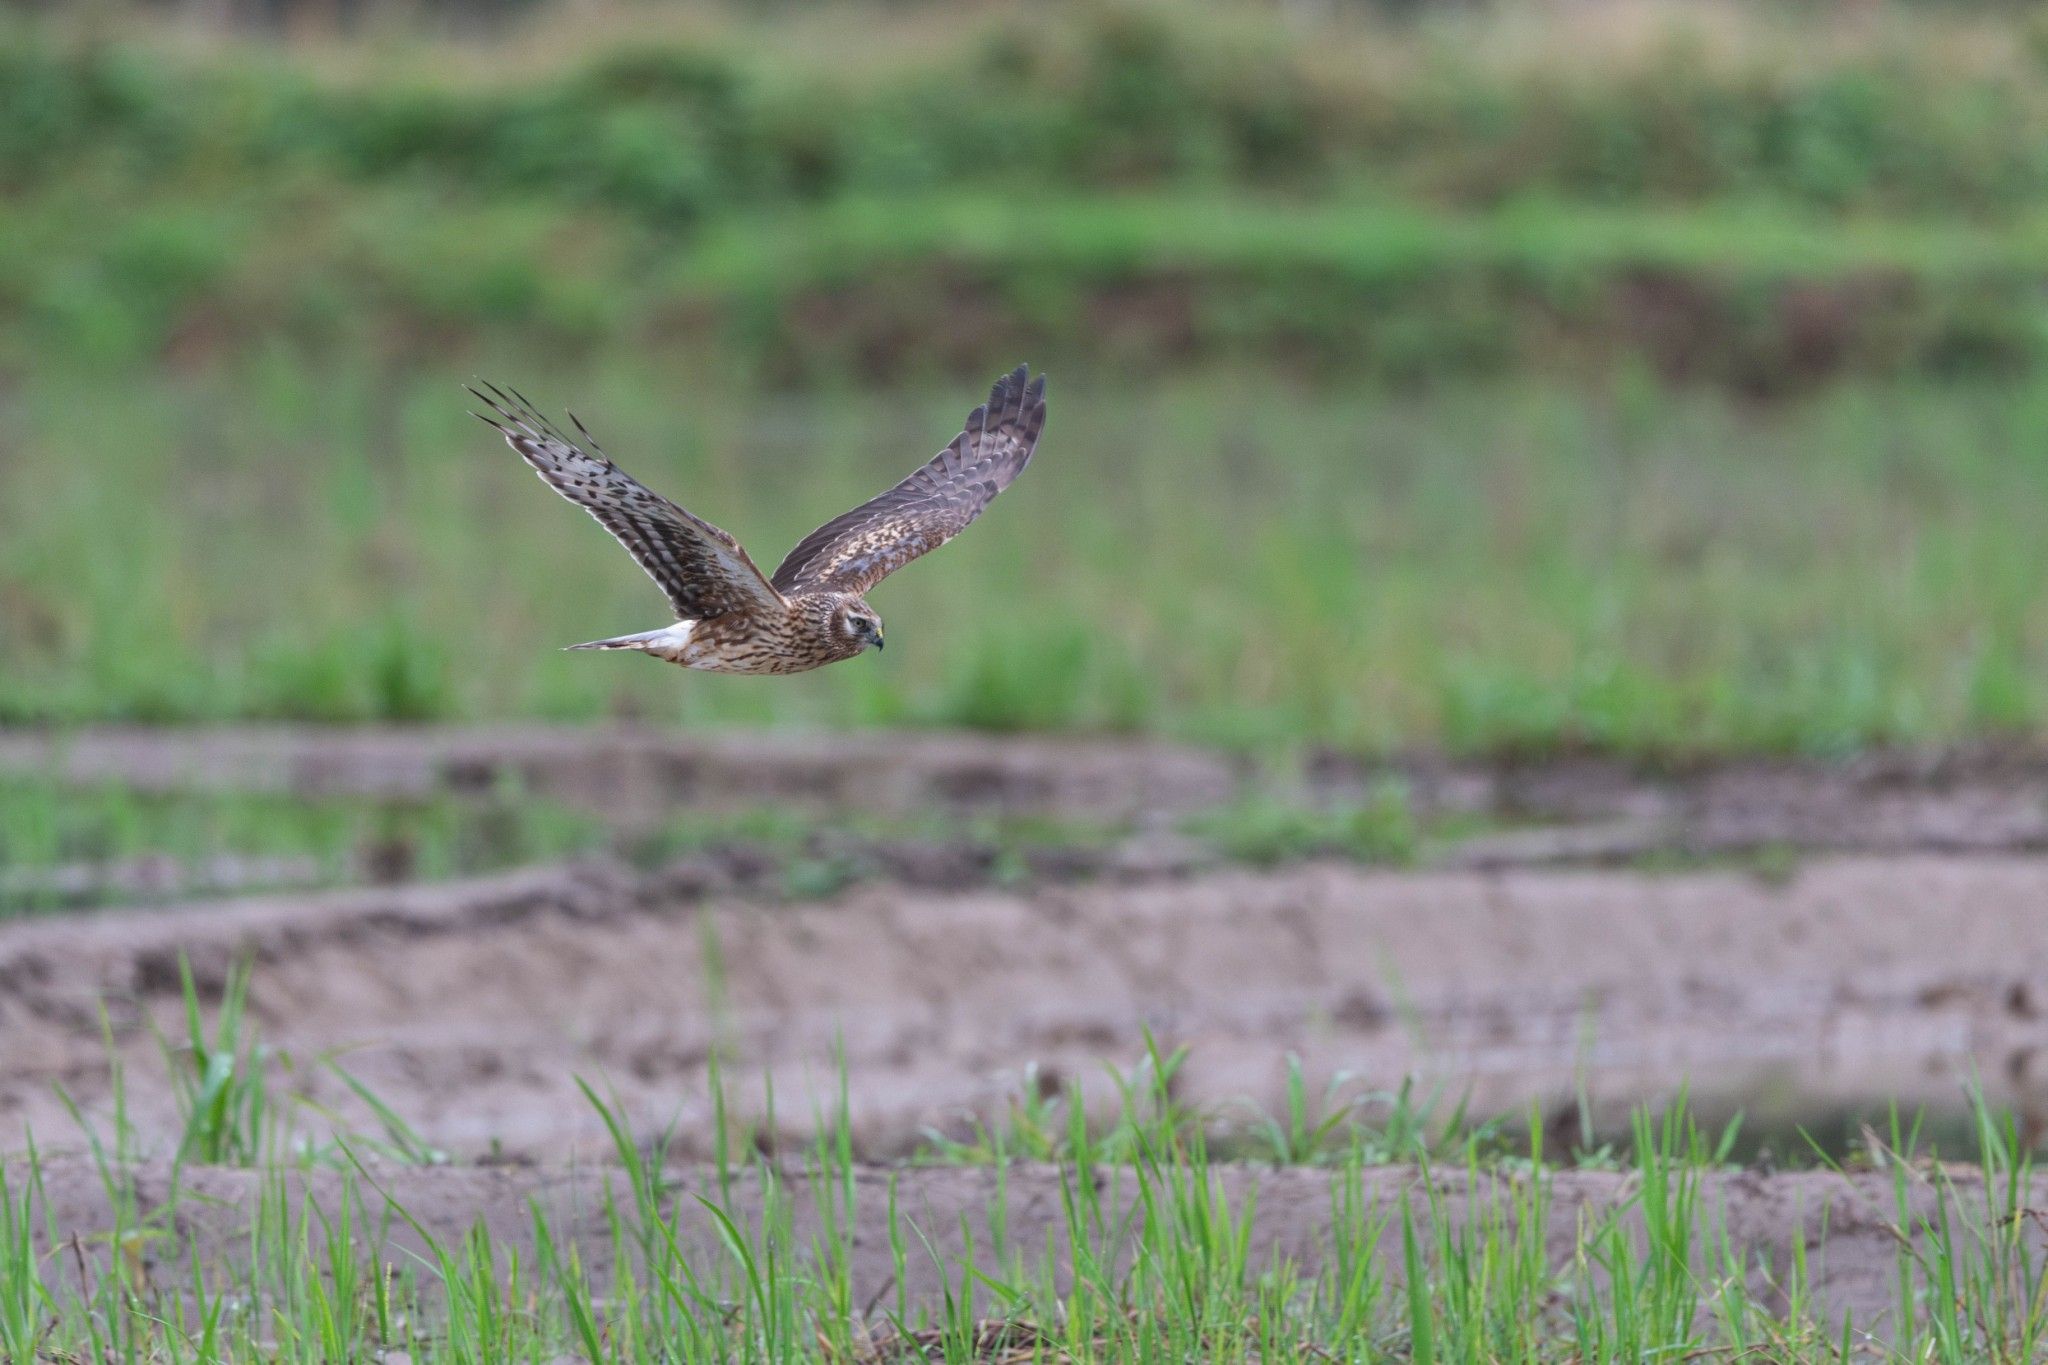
[4,729,2048,1160]
[6,854,2047,1162]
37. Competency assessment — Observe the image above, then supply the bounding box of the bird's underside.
[473,366,1046,675]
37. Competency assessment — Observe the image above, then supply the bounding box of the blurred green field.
[8,366,2048,755]
[6,0,2048,755]
[9,1,2048,383]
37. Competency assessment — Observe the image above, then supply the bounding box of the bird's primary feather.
[469,383,783,621]
[770,365,1046,596]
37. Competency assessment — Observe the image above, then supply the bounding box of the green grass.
[685,191,2048,307]
[677,191,2048,385]
[11,1,2048,222]
[1184,781,1424,869]
[8,4,2048,381]
[15,176,2048,384]
[7,1011,2047,1362]
[7,367,2048,755]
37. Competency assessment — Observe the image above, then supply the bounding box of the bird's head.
[834,601,885,653]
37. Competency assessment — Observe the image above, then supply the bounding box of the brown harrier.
[472,366,1045,674]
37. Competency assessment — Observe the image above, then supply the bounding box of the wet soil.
[3,852,2045,1163]
[16,724,2048,856]
[0,725,1241,823]
[25,1156,2046,1340]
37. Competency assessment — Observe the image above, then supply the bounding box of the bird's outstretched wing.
[472,384,784,621]
[770,365,1045,596]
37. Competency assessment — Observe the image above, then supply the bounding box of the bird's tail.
[565,633,653,651]
[565,622,696,655]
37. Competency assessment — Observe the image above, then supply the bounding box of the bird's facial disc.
[840,607,884,651]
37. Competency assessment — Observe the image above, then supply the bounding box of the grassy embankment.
[9,4,2048,382]
[6,3,2048,752]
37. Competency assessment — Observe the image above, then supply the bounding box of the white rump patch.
[567,621,697,654]
[646,621,697,651]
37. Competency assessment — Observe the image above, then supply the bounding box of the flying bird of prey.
[472,366,1045,675]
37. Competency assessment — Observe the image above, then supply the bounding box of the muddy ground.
[2,726,2047,1158]
[6,727,2048,1331]
[29,1156,2042,1338]
[0,725,1241,822]
[18,725,2048,853]
[5,855,2047,1161]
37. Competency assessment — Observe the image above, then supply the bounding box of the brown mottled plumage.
[471,366,1046,675]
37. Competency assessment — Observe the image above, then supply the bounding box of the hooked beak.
[873,633,885,651]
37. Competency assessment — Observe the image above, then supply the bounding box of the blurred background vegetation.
[6,0,2048,755]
